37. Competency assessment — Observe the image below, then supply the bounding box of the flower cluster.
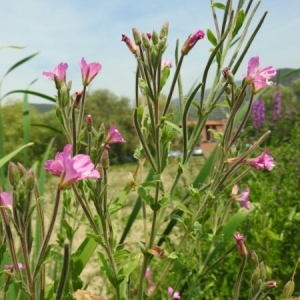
[252,99,265,130]
[273,90,281,121]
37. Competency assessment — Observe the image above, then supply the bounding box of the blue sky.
[0,0,299,104]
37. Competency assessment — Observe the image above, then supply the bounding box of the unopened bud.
[159,21,169,39]
[25,169,35,191]
[251,251,259,268]
[60,83,69,107]
[132,27,141,45]
[282,279,295,299]
[252,266,261,282]
[67,80,72,91]
[86,115,93,132]
[157,37,167,50]
[181,30,205,55]
[152,30,159,45]
[101,150,109,170]
[122,34,138,55]
[146,32,152,40]
[222,67,235,84]
[260,281,276,293]
[17,163,27,178]
[259,262,266,279]
[8,162,20,187]
[142,33,151,49]
[96,164,103,178]
[73,91,83,108]
[233,232,248,257]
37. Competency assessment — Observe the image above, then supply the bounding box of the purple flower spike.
[273,90,281,121]
[252,99,265,130]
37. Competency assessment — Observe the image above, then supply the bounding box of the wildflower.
[233,232,248,257]
[42,62,68,82]
[0,192,12,208]
[145,267,151,281]
[44,144,100,190]
[243,149,274,171]
[73,91,83,108]
[252,99,265,130]
[122,34,138,55]
[243,56,276,94]
[168,286,180,299]
[181,29,205,55]
[105,125,126,144]
[260,281,277,293]
[148,282,155,294]
[4,263,25,272]
[161,58,173,71]
[273,90,281,121]
[79,58,102,87]
[231,185,250,210]
[146,32,152,40]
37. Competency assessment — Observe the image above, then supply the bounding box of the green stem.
[233,256,247,300]
[33,188,61,280]
[76,86,87,140]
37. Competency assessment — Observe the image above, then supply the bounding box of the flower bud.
[67,80,72,91]
[152,30,159,45]
[282,279,295,299]
[122,34,138,55]
[157,37,167,50]
[233,232,248,257]
[222,67,235,84]
[101,150,109,170]
[86,115,93,132]
[252,266,261,282]
[132,27,141,45]
[96,164,103,178]
[181,30,205,55]
[73,91,83,108]
[251,251,259,268]
[25,169,35,191]
[8,162,20,187]
[259,261,266,279]
[142,33,151,49]
[260,281,276,293]
[17,162,27,178]
[60,83,69,108]
[159,21,169,39]
[146,32,152,40]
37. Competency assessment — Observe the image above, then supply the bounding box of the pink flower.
[182,29,205,55]
[105,125,126,144]
[44,144,100,189]
[4,263,25,272]
[0,192,12,208]
[231,185,250,210]
[79,58,102,86]
[243,149,274,171]
[42,62,68,82]
[243,56,276,94]
[145,267,151,281]
[161,58,173,70]
[168,287,180,299]
[147,282,155,294]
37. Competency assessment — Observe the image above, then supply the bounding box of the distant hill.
[31,103,54,114]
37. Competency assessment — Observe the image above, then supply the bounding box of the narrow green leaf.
[160,66,170,91]
[208,128,223,141]
[212,2,226,9]
[3,52,40,78]
[117,253,140,280]
[71,237,98,279]
[0,143,33,168]
[232,10,245,38]
[1,90,55,102]
[137,186,155,206]
[0,45,26,51]
[31,123,64,135]
[98,252,116,287]
[207,29,218,46]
